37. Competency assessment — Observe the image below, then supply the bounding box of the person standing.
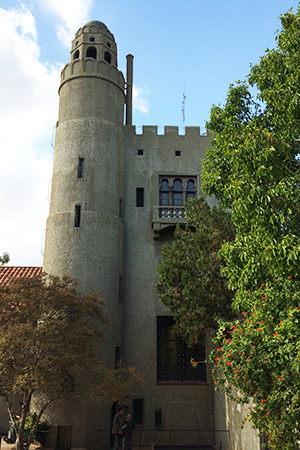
[122,413,136,450]
[112,407,124,450]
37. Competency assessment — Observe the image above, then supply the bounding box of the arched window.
[86,46,97,59]
[173,179,183,206]
[186,179,196,200]
[159,176,197,210]
[104,51,111,64]
[73,50,80,60]
[160,179,169,206]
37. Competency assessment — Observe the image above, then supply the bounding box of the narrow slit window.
[78,158,84,178]
[137,149,143,155]
[155,409,162,430]
[115,346,121,368]
[119,199,125,219]
[119,276,124,302]
[74,205,81,228]
[136,188,144,207]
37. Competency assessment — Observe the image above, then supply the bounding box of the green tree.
[0,274,142,450]
[156,197,235,346]
[203,6,300,449]
[0,252,10,265]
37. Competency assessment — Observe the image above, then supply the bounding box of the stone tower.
[43,22,131,447]
[43,21,126,366]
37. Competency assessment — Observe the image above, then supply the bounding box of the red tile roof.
[0,266,42,286]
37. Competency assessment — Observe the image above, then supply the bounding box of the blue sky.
[1,0,300,266]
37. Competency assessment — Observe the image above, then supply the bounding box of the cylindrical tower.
[43,21,125,446]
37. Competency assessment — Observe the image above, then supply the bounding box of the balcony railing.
[158,206,186,219]
[152,206,186,238]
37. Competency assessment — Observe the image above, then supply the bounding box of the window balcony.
[152,206,186,238]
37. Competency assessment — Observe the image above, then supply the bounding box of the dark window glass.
[136,188,144,207]
[137,149,143,155]
[86,46,97,59]
[78,158,84,178]
[159,176,197,208]
[187,180,194,190]
[187,193,195,200]
[161,180,168,190]
[73,50,79,60]
[160,193,168,206]
[187,179,196,200]
[133,399,144,424]
[157,316,206,382]
[107,42,111,48]
[175,151,181,156]
[173,179,182,206]
[119,199,125,219]
[115,346,121,368]
[160,180,169,206]
[155,409,162,429]
[104,51,111,64]
[173,179,182,190]
[119,276,124,302]
[74,205,81,228]
[89,37,95,42]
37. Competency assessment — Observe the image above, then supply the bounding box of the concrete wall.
[214,389,260,450]
[122,125,216,447]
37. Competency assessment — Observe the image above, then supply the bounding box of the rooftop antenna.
[181,85,186,126]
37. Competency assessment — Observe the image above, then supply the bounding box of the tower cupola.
[71,20,118,67]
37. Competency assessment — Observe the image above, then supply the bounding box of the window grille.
[157,316,206,382]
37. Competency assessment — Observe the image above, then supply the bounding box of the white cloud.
[133,85,149,114]
[0,5,62,266]
[36,0,94,44]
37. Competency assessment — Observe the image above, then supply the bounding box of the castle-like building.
[1,20,261,450]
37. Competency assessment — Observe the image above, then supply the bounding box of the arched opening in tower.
[104,51,111,64]
[86,46,97,59]
[73,50,79,60]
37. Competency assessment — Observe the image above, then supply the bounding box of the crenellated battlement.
[59,59,125,92]
[124,125,211,138]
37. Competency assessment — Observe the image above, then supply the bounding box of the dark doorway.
[56,426,72,450]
